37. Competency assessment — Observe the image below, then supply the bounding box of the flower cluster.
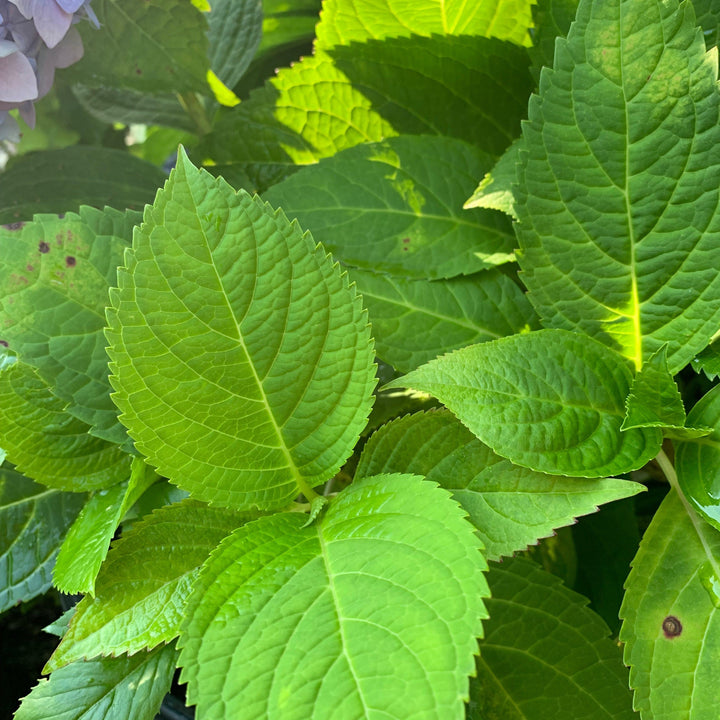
[0,0,97,141]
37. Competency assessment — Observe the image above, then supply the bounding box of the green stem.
[177,92,212,136]
[656,448,720,578]
[295,476,322,503]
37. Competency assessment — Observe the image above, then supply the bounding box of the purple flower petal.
[36,25,81,97]
[0,47,37,101]
[7,0,32,19]
[32,0,72,47]
[55,0,84,12]
[0,111,21,142]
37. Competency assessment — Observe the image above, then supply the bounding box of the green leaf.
[315,0,535,49]
[264,136,515,279]
[178,474,487,720]
[0,465,85,613]
[207,0,263,91]
[386,329,662,477]
[464,138,521,219]
[515,0,720,374]
[68,0,209,93]
[468,558,637,720]
[46,501,246,671]
[72,85,196,132]
[527,0,576,79]
[350,268,537,373]
[106,150,376,509]
[0,206,137,444]
[620,490,720,720]
[676,385,720,531]
[0,362,131,492]
[0,147,166,224]
[694,0,720,50]
[622,346,709,438]
[356,409,644,561]
[53,458,158,596]
[15,644,178,720]
[200,36,533,189]
[692,338,720,380]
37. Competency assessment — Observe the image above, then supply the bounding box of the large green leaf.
[315,0,535,48]
[0,147,166,224]
[15,644,178,720]
[0,206,137,444]
[676,385,720,531]
[0,362,131,492]
[68,0,208,93]
[386,329,662,477]
[200,36,533,189]
[356,409,644,560]
[106,150,376,509]
[468,558,637,719]
[0,465,85,613]
[515,0,720,374]
[620,490,720,719]
[46,501,245,671]
[350,268,537,372]
[178,474,487,720]
[72,85,196,132]
[52,458,158,596]
[207,0,263,91]
[264,136,515,279]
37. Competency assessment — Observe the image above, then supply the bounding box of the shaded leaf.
[0,147,166,224]
[0,465,85,613]
[468,558,637,720]
[0,206,138,444]
[264,135,515,279]
[107,150,376,509]
[0,362,130,492]
[356,409,644,561]
[620,490,720,720]
[515,0,720,373]
[68,0,209,93]
[350,268,537,372]
[386,329,662,477]
[676,385,720,532]
[178,474,487,720]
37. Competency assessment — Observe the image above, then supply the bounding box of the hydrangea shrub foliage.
[1,0,720,718]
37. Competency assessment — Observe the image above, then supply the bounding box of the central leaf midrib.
[193,206,303,490]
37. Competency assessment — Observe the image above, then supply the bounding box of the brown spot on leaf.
[3,222,24,231]
[26,264,34,272]
[65,256,76,267]
[38,241,50,253]
[0,340,8,347]
[662,616,682,638]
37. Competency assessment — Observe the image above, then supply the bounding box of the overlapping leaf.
[47,501,246,671]
[0,465,85,613]
[207,0,263,91]
[468,558,637,719]
[349,268,537,372]
[264,136,515,279]
[0,206,137,444]
[69,0,209,93]
[464,138,521,218]
[178,474,487,720]
[620,490,720,720]
[53,458,158,596]
[0,147,166,224]
[0,362,130,491]
[201,35,533,189]
[15,644,178,720]
[106,150,376,509]
[386,329,662,477]
[515,0,720,373]
[316,0,535,48]
[356,409,644,560]
[676,385,720,531]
